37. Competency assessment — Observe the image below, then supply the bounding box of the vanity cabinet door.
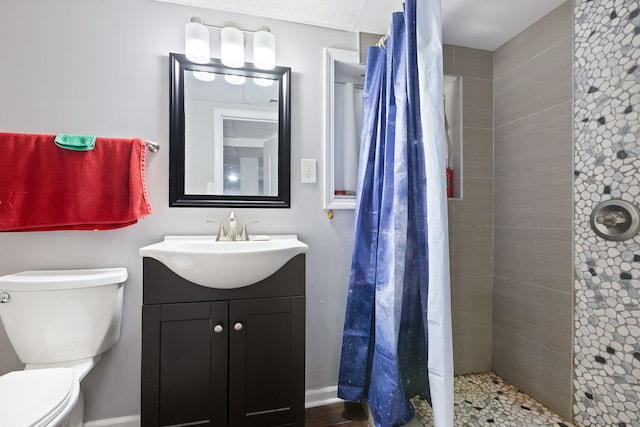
[228,296,305,427]
[142,301,229,427]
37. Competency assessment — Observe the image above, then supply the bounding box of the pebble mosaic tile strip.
[411,373,575,426]
[574,0,640,425]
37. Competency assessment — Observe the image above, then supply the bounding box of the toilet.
[0,267,127,427]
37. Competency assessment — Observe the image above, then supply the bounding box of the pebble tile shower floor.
[412,373,575,426]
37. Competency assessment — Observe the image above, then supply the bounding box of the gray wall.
[573,0,640,425]
[0,0,359,421]
[444,45,495,374]
[492,1,574,419]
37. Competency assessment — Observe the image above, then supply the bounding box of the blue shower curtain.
[337,1,434,426]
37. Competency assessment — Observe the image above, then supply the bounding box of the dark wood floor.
[304,402,370,426]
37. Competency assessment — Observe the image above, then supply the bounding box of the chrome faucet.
[227,212,238,241]
[207,212,257,241]
[206,219,226,240]
[239,220,258,241]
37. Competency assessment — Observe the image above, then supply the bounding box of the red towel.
[0,132,152,231]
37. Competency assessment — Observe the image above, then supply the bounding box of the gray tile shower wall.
[444,44,495,375]
[492,1,574,420]
[573,0,640,425]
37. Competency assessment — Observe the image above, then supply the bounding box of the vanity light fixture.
[253,27,276,70]
[184,16,277,70]
[185,17,210,64]
[220,25,244,68]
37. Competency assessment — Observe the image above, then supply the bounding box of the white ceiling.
[438,0,567,50]
[156,0,567,51]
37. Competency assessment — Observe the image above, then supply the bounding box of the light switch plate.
[301,159,317,183]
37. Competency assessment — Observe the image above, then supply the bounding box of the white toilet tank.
[0,268,127,365]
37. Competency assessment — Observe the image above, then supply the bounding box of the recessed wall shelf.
[323,48,464,208]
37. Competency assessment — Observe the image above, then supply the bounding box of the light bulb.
[253,27,276,70]
[225,74,246,85]
[185,18,210,64]
[253,77,274,87]
[221,26,245,68]
[193,71,216,82]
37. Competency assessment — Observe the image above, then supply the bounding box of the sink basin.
[139,235,309,289]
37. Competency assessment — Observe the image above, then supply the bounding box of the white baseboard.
[84,388,350,425]
[305,385,343,408]
[84,415,140,427]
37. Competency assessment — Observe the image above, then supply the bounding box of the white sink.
[139,235,308,289]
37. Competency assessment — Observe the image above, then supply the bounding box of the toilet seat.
[0,368,76,427]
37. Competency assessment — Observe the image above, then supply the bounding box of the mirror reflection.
[170,53,291,208]
[184,70,279,196]
[219,116,278,196]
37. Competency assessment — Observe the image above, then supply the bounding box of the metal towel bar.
[145,140,160,152]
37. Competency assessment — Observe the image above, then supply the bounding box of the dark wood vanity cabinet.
[141,255,305,427]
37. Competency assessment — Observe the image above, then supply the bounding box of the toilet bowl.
[0,268,127,426]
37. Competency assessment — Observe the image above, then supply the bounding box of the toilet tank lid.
[0,267,128,291]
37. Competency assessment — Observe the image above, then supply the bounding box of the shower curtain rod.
[377,22,391,48]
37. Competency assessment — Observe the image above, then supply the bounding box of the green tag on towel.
[54,134,96,151]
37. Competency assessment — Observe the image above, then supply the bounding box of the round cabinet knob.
[213,324,224,333]
[234,322,244,331]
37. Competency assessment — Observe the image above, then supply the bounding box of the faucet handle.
[238,220,258,241]
[206,219,227,241]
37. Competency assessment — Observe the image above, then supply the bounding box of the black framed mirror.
[169,53,291,208]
